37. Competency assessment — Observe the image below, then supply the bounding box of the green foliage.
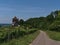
[46,13,55,23]
[24,10,60,31]
[46,31,60,41]
[25,14,55,30]
[0,30,39,45]
[48,10,60,31]
[19,19,24,26]
[0,26,38,43]
[25,17,47,29]
[49,21,60,31]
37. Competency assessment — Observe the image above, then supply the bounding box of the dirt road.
[30,31,60,45]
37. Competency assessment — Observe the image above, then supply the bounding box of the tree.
[46,14,55,23]
[48,10,60,31]
[19,19,24,26]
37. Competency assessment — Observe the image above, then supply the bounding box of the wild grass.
[46,30,60,41]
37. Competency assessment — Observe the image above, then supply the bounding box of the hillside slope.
[49,11,60,31]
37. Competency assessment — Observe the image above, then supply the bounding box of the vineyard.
[0,26,38,45]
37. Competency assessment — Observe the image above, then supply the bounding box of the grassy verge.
[46,30,60,41]
[0,30,40,45]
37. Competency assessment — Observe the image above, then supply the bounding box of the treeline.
[17,10,60,31]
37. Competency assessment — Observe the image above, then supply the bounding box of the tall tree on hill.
[48,10,60,31]
[46,13,55,23]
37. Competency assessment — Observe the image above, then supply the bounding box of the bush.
[48,21,60,32]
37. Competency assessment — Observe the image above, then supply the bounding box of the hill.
[25,10,60,31]
[49,11,60,31]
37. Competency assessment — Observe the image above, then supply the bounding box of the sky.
[0,0,60,23]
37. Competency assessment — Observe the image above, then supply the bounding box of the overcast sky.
[0,0,60,23]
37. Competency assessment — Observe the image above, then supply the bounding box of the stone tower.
[12,16,19,26]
